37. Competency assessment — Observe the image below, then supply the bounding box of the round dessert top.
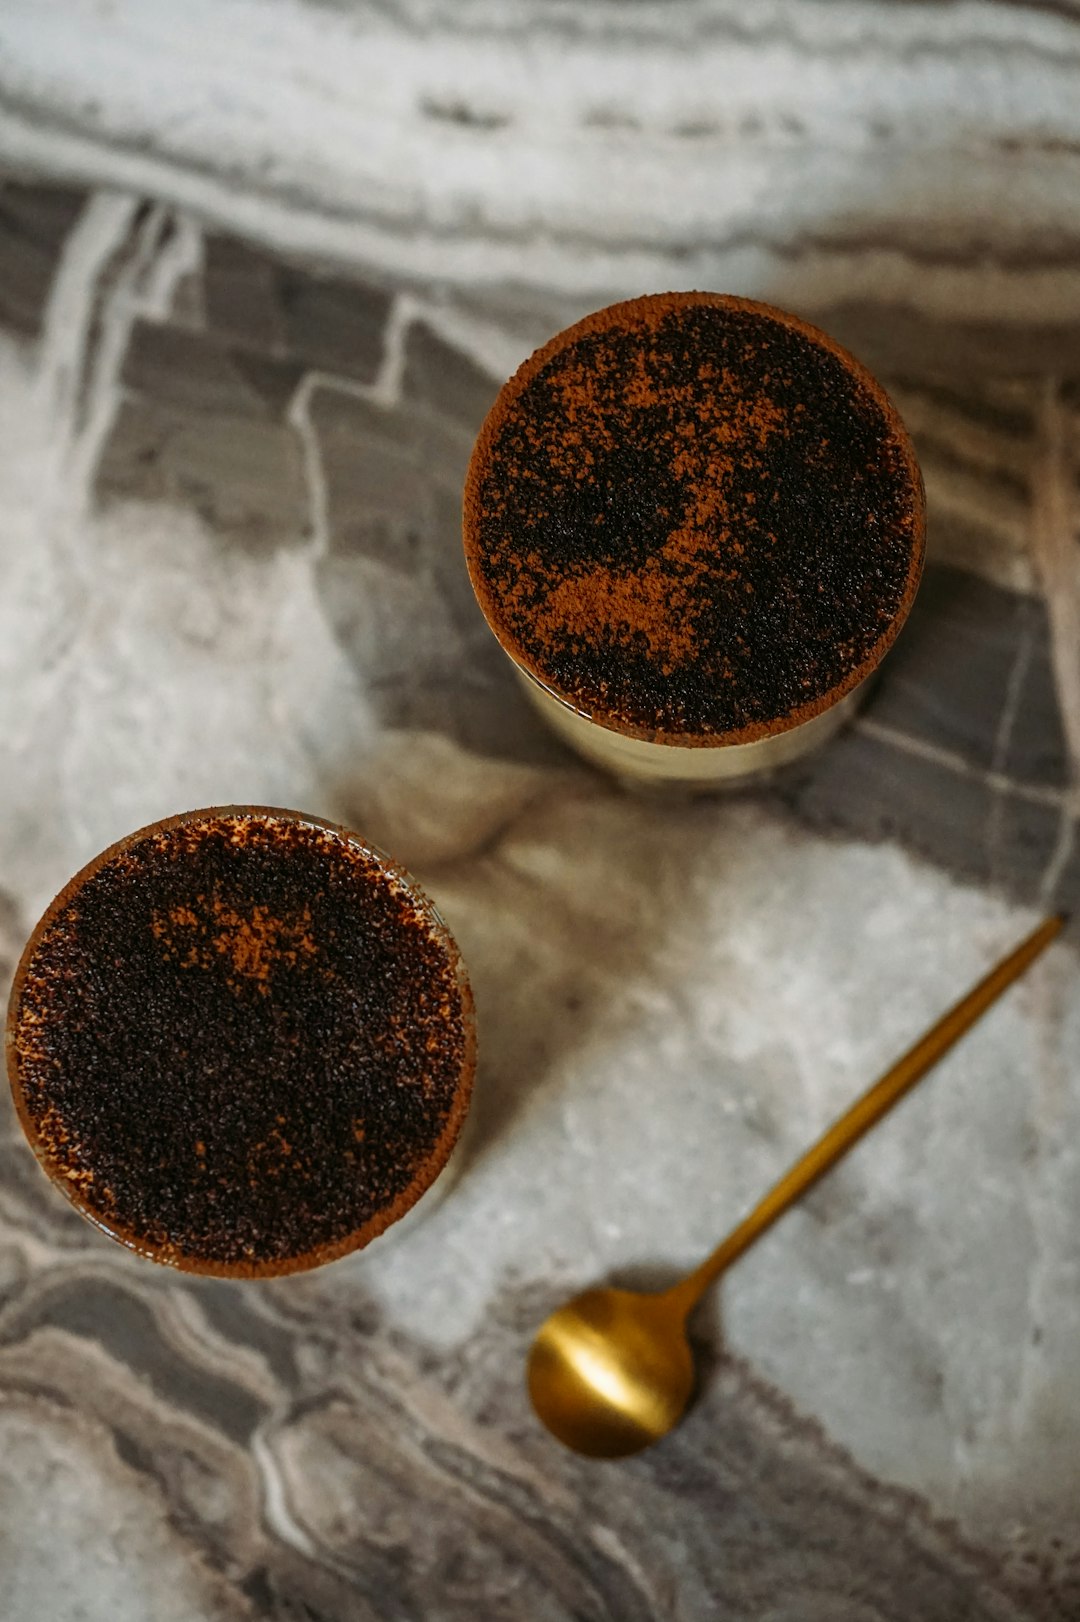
[6,808,475,1277]
[464,292,925,746]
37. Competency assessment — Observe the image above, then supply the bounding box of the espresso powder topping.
[7,812,473,1274]
[464,292,925,744]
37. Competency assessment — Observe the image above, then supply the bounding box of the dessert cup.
[6,807,475,1277]
[464,292,925,787]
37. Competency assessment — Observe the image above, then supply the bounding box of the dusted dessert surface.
[7,809,474,1275]
[465,293,924,745]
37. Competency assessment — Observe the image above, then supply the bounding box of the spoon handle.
[666,914,1066,1318]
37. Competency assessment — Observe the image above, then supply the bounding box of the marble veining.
[0,7,1079,1606]
[5,0,1080,329]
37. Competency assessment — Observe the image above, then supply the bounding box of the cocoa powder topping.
[7,810,473,1275]
[464,292,925,744]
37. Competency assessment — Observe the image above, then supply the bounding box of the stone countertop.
[1,9,1080,1616]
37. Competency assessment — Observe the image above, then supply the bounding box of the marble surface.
[1,6,1080,1615]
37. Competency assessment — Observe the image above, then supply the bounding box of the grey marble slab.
[0,161,1079,1622]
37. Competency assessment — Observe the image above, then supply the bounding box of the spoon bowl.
[528,1286,694,1458]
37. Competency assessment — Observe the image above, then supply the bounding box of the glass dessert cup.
[463,291,925,789]
[5,807,476,1278]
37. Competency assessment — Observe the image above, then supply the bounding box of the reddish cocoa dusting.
[6,810,474,1276]
[463,292,925,744]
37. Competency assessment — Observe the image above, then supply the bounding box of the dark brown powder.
[463,292,925,745]
[7,810,474,1275]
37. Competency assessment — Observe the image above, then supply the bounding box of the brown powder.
[6,809,475,1277]
[463,292,925,745]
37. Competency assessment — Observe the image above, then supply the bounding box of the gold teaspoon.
[528,915,1066,1458]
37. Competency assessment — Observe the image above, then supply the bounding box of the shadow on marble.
[458,795,726,1176]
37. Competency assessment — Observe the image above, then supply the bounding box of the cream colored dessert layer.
[517,669,863,787]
